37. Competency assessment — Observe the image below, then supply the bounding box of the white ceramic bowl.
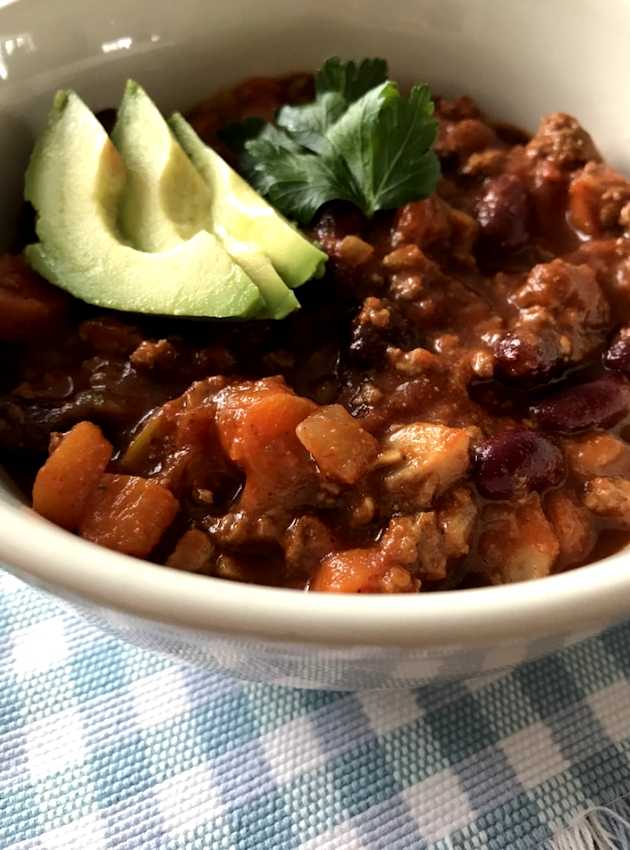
[1,0,629,689]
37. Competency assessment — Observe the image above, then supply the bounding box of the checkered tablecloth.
[2,569,630,850]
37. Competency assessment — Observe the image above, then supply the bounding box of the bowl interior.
[0,0,629,646]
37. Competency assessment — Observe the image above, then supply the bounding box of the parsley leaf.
[326,82,440,215]
[235,58,440,224]
[275,57,389,152]
[315,56,389,101]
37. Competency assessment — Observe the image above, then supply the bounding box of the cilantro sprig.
[222,58,440,225]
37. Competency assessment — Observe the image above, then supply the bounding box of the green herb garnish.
[223,57,440,224]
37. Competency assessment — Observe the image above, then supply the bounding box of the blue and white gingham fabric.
[3,569,630,850]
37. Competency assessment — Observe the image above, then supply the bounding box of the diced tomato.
[32,421,112,530]
[79,474,179,557]
[0,254,67,341]
[296,404,378,484]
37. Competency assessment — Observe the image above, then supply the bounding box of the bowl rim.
[0,497,628,647]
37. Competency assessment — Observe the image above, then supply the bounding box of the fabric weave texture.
[2,570,630,850]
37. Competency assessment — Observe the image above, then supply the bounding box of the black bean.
[603,329,630,375]
[472,428,565,499]
[476,174,529,250]
[530,375,630,433]
[494,328,561,381]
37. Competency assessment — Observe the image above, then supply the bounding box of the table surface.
[2,569,630,850]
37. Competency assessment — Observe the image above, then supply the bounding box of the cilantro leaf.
[315,56,388,101]
[276,92,347,154]
[243,124,360,222]
[276,57,388,152]
[326,82,440,215]
[232,57,440,224]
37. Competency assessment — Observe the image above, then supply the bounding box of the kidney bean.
[494,328,561,381]
[476,174,529,250]
[472,428,565,499]
[603,329,630,375]
[530,375,630,433]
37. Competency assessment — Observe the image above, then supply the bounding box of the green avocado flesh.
[111,80,215,251]
[112,82,299,319]
[170,113,327,289]
[24,90,263,319]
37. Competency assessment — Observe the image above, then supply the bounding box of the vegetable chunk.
[80,474,179,557]
[33,421,112,530]
[296,404,378,484]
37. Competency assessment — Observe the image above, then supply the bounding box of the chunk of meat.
[296,404,378,485]
[391,197,478,264]
[526,113,600,169]
[568,163,630,236]
[393,197,451,248]
[32,421,112,530]
[0,255,67,342]
[462,148,508,177]
[544,490,595,569]
[216,379,318,512]
[563,433,630,479]
[583,477,630,526]
[334,235,374,268]
[436,117,497,160]
[437,486,478,558]
[510,259,609,363]
[386,346,441,377]
[130,339,178,371]
[283,515,335,577]
[477,494,560,583]
[80,474,179,557]
[210,510,282,548]
[382,422,472,508]
[166,529,214,573]
[380,512,447,581]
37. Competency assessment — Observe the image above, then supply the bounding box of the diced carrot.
[32,421,113,530]
[296,404,378,484]
[166,529,214,572]
[0,254,67,341]
[311,547,383,593]
[79,474,179,557]
[216,381,318,512]
[215,377,294,459]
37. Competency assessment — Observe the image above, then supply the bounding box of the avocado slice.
[24,90,263,319]
[112,82,299,319]
[169,113,327,288]
[112,80,213,251]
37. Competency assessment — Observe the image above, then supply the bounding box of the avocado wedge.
[112,80,214,251]
[169,113,327,288]
[24,90,264,319]
[112,82,299,319]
